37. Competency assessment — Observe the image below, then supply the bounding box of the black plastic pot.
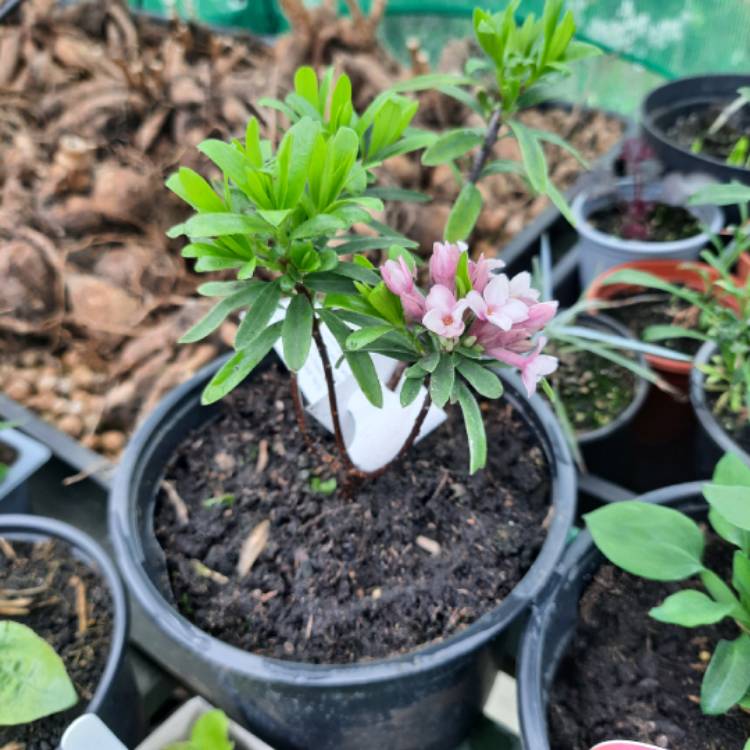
[0,429,51,513]
[568,314,649,490]
[516,481,705,750]
[690,341,750,474]
[0,513,144,748]
[109,354,576,750]
[642,74,750,186]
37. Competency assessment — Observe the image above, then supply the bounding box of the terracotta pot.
[739,251,750,282]
[586,259,725,377]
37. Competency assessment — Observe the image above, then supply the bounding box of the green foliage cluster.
[586,454,750,738]
[165,709,234,750]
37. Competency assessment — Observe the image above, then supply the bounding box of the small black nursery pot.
[109,355,576,750]
[517,482,705,750]
[0,514,143,749]
[0,429,50,514]
[691,341,750,474]
[642,74,750,188]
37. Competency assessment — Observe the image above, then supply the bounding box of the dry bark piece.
[65,274,145,333]
[237,520,270,578]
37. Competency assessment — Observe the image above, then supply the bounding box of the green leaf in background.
[649,590,733,627]
[202,322,282,404]
[282,294,313,371]
[585,501,706,581]
[508,120,548,193]
[421,129,484,166]
[445,182,483,242]
[701,634,750,715]
[455,379,487,474]
[714,453,750,488]
[165,709,234,750]
[0,621,77,725]
[688,180,750,207]
[234,281,281,350]
[703,484,750,531]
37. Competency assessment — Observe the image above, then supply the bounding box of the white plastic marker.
[270,304,446,472]
[61,714,127,750]
[591,742,663,750]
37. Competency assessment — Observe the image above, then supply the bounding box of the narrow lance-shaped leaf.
[455,379,487,474]
[180,283,265,343]
[445,182,483,242]
[701,633,750,715]
[508,120,548,193]
[649,590,733,627]
[456,359,503,399]
[421,129,484,166]
[282,294,313,371]
[400,376,424,407]
[234,281,282,349]
[430,354,455,408]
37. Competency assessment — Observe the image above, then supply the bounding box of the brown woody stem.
[468,108,503,184]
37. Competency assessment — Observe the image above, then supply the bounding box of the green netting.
[127,0,750,113]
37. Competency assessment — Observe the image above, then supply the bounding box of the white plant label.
[270,304,446,471]
[61,714,127,750]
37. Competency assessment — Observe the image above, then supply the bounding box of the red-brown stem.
[311,314,356,473]
[290,372,314,448]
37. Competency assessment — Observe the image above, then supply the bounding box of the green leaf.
[480,159,525,178]
[421,129,484,166]
[400,376,423,407]
[585,501,706,581]
[455,250,472,297]
[710,508,745,548]
[642,324,710,343]
[317,310,383,408]
[544,180,575,226]
[345,325,393,351]
[430,355,455,408]
[703,484,750,531]
[202,322,282,404]
[291,214,346,240]
[234,281,281,349]
[418,350,440,373]
[455,379,487,474]
[364,186,431,203]
[508,119,548,193]
[168,212,270,239]
[197,139,249,188]
[688,181,750,207]
[445,182,483,242]
[166,168,225,212]
[733,551,750,608]
[282,294,313,371]
[202,493,236,509]
[456,359,503,399]
[649,590,733,627]
[164,708,234,750]
[714,453,750,488]
[179,283,265,343]
[701,634,750,715]
[0,621,77,725]
[530,127,589,167]
[309,477,337,495]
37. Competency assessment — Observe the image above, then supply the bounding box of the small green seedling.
[165,709,233,750]
[0,620,78,725]
[586,453,750,736]
[309,477,337,495]
[201,494,236,509]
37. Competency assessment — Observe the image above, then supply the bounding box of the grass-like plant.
[586,454,750,746]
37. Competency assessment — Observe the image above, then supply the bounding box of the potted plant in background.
[642,74,750,187]
[0,514,142,748]
[108,3,596,749]
[0,422,50,514]
[573,137,723,287]
[518,454,750,750]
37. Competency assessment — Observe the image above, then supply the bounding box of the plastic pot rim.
[516,480,707,750]
[0,513,130,721]
[0,429,51,501]
[571,182,724,254]
[110,354,577,689]
[641,74,750,176]
[690,340,750,466]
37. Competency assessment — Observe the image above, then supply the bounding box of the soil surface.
[0,538,113,750]
[549,538,750,750]
[154,362,551,664]
[667,105,750,164]
[588,201,701,242]
[607,290,706,357]
[548,333,637,434]
[706,390,750,456]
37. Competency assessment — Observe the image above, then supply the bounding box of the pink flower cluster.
[381,242,558,396]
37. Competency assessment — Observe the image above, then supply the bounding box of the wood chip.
[0,537,16,560]
[416,535,441,556]
[237,519,270,578]
[255,438,269,474]
[161,479,189,526]
[68,575,88,635]
[191,559,229,585]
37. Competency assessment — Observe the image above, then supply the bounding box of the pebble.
[99,431,125,454]
[58,414,83,437]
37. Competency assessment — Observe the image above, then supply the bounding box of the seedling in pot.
[585,453,750,745]
[691,87,750,169]
[164,708,233,750]
[390,0,600,239]
[167,0,596,490]
[0,620,78,725]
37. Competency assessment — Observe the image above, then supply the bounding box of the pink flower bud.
[469,253,505,292]
[381,256,414,297]
[428,241,464,288]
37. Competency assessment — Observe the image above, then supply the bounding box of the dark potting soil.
[549,539,750,750]
[0,538,113,750]
[667,106,750,164]
[588,202,701,242]
[706,390,750,456]
[154,362,551,665]
[606,291,705,357]
[547,342,636,433]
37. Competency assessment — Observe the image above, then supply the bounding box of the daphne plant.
[585,454,750,742]
[0,620,77,725]
[389,0,600,240]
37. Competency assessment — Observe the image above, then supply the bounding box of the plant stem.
[311,314,356,473]
[468,108,503,184]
